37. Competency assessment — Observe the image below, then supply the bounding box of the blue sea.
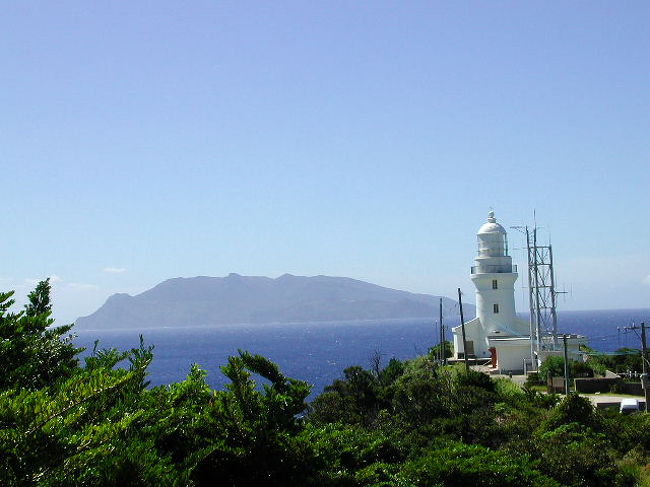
[74,309,650,399]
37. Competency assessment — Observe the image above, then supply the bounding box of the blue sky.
[2,2,649,323]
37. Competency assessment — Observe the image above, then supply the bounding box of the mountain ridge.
[75,274,475,330]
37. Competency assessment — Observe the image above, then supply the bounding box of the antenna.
[511,217,563,366]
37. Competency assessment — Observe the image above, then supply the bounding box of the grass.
[581,392,644,398]
[525,384,547,393]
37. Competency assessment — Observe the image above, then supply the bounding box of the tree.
[0,282,81,390]
[0,339,167,486]
[191,351,315,486]
[398,442,562,487]
[539,393,602,432]
[428,340,453,360]
[534,423,617,487]
[24,277,52,317]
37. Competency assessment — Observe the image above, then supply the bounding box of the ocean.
[73,308,650,399]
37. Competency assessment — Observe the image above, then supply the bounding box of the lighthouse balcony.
[471,264,517,274]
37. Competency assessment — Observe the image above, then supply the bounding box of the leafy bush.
[538,356,566,382]
[525,372,543,386]
[535,423,618,487]
[427,340,453,360]
[0,283,82,390]
[586,348,643,374]
[538,356,594,383]
[397,442,562,487]
[4,280,650,487]
[539,393,602,432]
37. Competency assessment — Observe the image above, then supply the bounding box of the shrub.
[525,372,543,387]
[397,442,562,487]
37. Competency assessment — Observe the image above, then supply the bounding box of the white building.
[451,211,585,372]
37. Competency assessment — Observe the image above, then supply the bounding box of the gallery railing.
[470,264,517,274]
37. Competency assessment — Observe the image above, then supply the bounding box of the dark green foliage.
[585,348,643,374]
[456,367,496,392]
[3,281,650,486]
[571,360,594,378]
[0,283,81,390]
[538,356,594,383]
[391,358,449,425]
[428,340,453,360]
[525,371,543,386]
[397,442,563,487]
[300,423,405,486]
[191,350,313,486]
[0,284,321,486]
[307,355,650,487]
[312,365,386,426]
[538,356,566,382]
[310,390,358,425]
[0,341,160,486]
[539,393,602,432]
[534,423,617,487]
[377,357,405,386]
[24,278,52,317]
[1,340,314,486]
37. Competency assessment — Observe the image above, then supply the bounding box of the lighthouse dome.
[476,211,509,259]
[478,211,506,235]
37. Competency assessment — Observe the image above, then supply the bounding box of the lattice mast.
[526,225,560,355]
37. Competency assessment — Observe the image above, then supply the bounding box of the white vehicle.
[620,398,640,414]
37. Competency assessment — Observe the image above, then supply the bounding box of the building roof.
[477,211,507,235]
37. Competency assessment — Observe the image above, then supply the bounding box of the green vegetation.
[584,347,644,375]
[526,351,644,396]
[428,340,453,360]
[3,281,650,486]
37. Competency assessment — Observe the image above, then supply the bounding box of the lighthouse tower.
[452,211,530,372]
[471,211,521,336]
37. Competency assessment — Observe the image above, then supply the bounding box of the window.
[492,279,498,289]
[493,303,499,314]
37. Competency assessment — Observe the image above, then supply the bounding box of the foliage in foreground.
[2,281,650,486]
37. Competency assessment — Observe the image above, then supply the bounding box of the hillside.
[75,274,473,329]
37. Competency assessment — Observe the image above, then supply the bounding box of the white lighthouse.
[452,211,531,372]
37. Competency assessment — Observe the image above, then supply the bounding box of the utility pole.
[622,322,650,412]
[458,288,469,373]
[641,323,649,412]
[439,298,444,364]
[562,334,570,395]
[434,320,440,362]
[441,298,447,365]
[641,322,647,375]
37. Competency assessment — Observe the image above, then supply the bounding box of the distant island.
[75,273,474,330]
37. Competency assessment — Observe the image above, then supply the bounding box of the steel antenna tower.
[529,226,560,350]
[512,222,562,366]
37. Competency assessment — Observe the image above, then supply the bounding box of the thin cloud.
[643,275,650,285]
[103,267,126,274]
[67,282,100,291]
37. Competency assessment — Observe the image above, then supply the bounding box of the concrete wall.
[574,377,620,393]
[548,377,566,394]
[619,382,644,395]
[557,377,643,395]
[494,343,530,373]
